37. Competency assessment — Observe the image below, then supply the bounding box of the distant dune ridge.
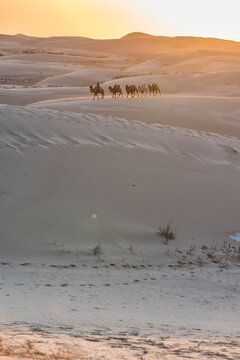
[0,32,239,53]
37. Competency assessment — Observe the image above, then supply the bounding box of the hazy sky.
[1,0,239,40]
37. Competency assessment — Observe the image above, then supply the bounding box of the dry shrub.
[93,242,102,256]
[158,221,176,243]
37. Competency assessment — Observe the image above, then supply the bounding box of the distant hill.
[0,32,239,54]
[121,32,155,39]
[0,34,35,42]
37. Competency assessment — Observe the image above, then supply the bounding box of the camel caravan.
[89,82,161,99]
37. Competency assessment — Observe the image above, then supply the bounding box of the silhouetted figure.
[89,81,104,99]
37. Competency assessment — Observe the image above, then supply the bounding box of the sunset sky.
[1,0,239,41]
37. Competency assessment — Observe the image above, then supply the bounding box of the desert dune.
[30,96,240,138]
[0,32,240,359]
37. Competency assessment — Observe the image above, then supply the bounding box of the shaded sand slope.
[0,62,68,77]
[0,87,88,105]
[30,96,240,138]
[128,51,240,73]
[104,71,240,97]
[0,105,239,258]
[0,61,71,86]
[37,68,130,87]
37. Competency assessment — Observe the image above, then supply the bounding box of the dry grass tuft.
[158,221,176,243]
[93,242,102,256]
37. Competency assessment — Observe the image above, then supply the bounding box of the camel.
[109,84,123,98]
[138,83,148,97]
[148,83,161,96]
[89,85,104,100]
[125,84,139,98]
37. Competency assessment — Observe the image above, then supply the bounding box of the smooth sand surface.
[30,95,240,138]
[0,86,89,105]
[128,51,240,73]
[1,105,240,254]
[37,68,130,87]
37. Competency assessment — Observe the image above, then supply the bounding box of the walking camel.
[89,84,104,100]
[109,84,123,98]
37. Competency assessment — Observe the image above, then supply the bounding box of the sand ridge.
[0,105,239,256]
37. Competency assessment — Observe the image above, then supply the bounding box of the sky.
[0,0,239,41]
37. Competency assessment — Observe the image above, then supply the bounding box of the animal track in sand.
[60,283,69,287]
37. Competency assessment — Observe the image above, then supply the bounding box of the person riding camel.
[96,81,101,91]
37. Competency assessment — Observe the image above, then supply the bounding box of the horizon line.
[0,31,239,43]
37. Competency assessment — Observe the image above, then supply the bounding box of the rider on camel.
[96,81,101,91]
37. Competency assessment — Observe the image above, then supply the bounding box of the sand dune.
[128,51,240,73]
[104,71,240,96]
[0,87,88,105]
[0,57,79,86]
[1,33,239,56]
[0,105,240,344]
[7,32,239,54]
[37,68,129,87]
[30,96,240,138]
[0,33,240,354]
[1,105,239,257]
[0,61,68,76]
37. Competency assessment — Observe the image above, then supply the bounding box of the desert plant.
[93,242,102,257]
[158,221,176,243]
